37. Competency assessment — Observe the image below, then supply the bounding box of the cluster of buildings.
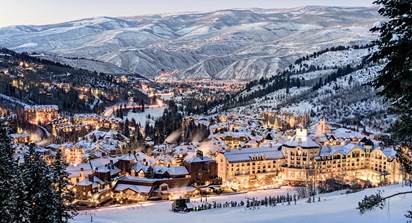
[2,84,406,208]
[216,121,403,191]
[52,113,404,207]
[23,105,59,125]
[67,149,219,206]
[48,113,123,139]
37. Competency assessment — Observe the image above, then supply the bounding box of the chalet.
[183,150,221,186]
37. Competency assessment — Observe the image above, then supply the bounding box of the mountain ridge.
[0,6,380,80]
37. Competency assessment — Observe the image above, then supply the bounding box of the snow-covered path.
[73,184,412,223]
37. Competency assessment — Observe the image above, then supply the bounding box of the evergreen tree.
[52,150,77,223]
[22,145,56,223]
[0,118,29,223]
[369,0,412,144]
[358,1,412,221]
[124,119,130,137]
[141,99,145,112]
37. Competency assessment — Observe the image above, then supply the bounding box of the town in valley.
[0,1,411,223]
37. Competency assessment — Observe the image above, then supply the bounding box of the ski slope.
[73,184,411,223]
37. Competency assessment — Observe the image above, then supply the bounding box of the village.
[1,93,408,210]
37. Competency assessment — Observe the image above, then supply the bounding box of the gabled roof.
[184,156,214,163]
[133,164,189,176]
[114,184,152,194]
[165,166,189,176]
[76,176,104,188]
[265,134,273,141]
[95,165,121,176]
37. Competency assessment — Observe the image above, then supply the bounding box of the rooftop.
[223,147,284,163]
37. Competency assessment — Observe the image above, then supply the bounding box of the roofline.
[226,157,284,163]
[282,144,320,149]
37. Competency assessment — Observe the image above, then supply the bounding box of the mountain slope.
[0,6,380,79]
[215,45,393,133]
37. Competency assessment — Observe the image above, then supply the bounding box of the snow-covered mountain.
[216,45,393,134]
[0,6,380,79]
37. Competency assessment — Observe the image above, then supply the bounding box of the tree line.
[0,117,77,223]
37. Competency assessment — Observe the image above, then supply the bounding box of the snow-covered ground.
[73,184,411,223]
[125,107,166,126]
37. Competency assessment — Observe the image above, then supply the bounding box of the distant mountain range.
[0,6,380,80]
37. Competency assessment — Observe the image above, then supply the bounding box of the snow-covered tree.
[52,149,78,223]
[369,0,412,144]
[0,118,17,223]
[22,145,57,223]
[0,117,29,223]
[359,1,412,221]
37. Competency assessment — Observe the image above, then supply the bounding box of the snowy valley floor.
[73,184,412,223]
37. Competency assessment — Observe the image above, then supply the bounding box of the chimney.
[196,150,204,160]
[88,175,94,183]
[110,160,114,170]
[80,168,84,177]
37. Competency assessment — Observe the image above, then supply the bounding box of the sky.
[0,0,375,28]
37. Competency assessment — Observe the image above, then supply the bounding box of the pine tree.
[141,99,145,112]
[358,1,412,221]
[124,119,130,137]
[0,118,29,223]
[369,0,412,144]
[22,145,56,223]
[52,149,78,223]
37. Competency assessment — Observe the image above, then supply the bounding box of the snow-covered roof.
[119,154,135,161]
[24,104,58,110]
[210,131,252,140]
[133,165,189,176]
[223,147,284,163]
[117,176,162,183]
[381,147,397,159]
[333,128,364,139]
[184,156,214,163]
[66,163,93,178]
[165,166,189,176]
[134,151,156,165]
[77,176,104,188]
[283,136,320,149]
[95,165,121,175]
[90,157,119,169]
[75,140,96,151]
[319,143,359,157]
[85,129,129,141]
[73,113,101,119]
[114,184,152,194]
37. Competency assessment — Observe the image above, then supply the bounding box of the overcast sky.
[0,0,375,28]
